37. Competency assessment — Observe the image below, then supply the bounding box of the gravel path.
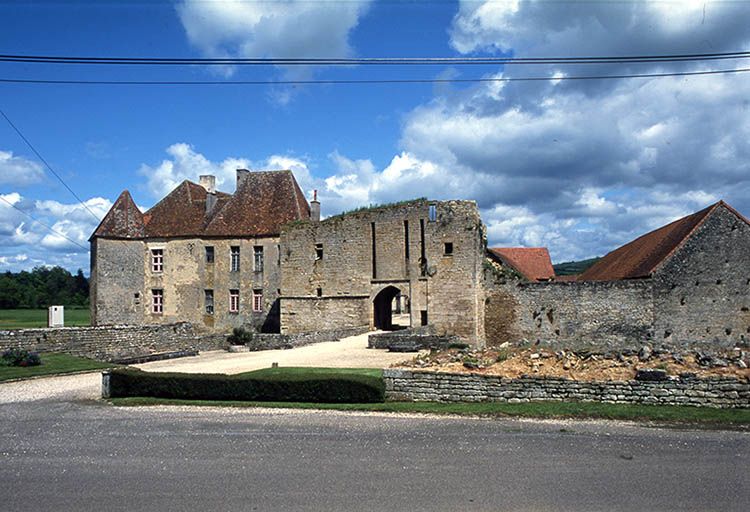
[0,372,101,404]
[135,331,418,374]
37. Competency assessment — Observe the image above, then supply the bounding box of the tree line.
[0,266,89,309]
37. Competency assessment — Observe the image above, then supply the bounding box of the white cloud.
[176,0,371,81]
[0,151,45,186]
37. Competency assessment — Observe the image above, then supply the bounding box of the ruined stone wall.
[0,323,224,362]
[653,205,750,347]
[280,296,370,333]
[484,278,654,350]
[280,200,486,345]
[92,236,282,333]
[384,369,749,409]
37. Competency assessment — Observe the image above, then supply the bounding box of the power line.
[0,194,89,251]
[2,66,749,86]
[2,51,750,66]
[0,108,102,224]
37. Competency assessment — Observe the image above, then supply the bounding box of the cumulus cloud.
[0,191,111,272]
[0,151,45,186]
[176,0,371,85]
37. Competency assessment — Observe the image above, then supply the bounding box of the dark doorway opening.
[373,285,406,331]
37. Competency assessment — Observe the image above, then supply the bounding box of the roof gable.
[90,190,145,240]
[489,247,555,281]
[579,201,748,281]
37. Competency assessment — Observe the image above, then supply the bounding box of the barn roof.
[579,201,748,281]
[488,247,556,281]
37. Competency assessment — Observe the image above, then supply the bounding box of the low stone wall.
[384,369,750,409]
[0,323,225,362]
[241,325,369,351]
[368,328,460,351]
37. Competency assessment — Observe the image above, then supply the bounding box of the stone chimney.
[199,174,216,193]
[310,189,320,222]
[236,169,250,189]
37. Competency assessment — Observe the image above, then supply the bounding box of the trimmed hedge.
[106,367,385,403]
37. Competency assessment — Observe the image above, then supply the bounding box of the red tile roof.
[579,201,747,281]
[90,190,145,240]
[489,247,556,281]
[92,170,310,239]
[204,170,310,237]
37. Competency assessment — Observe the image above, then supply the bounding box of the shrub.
[1,348,42,367]
[227,327,254,346]
[107,368,385,403]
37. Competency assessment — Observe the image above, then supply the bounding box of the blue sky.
[1,0,750,273]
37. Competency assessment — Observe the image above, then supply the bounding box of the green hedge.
[107,367,385,403]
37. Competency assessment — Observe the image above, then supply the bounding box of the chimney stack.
[236,169,250,190]
[199,175,216,194]
[310,189,320,222]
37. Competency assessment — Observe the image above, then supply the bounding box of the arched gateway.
[373,285,402,331]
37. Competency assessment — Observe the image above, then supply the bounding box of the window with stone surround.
[230,246,240,272]
[152,289,163,314]
[229,289,240,313]
[151,249,163,273]
[254,245,264,272]
[205,246,214,264]
[444,242,453,255]
[253,289,263,312]
[315,243,323,260]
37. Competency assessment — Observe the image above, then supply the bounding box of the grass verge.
[0,308,90,329]
[107,397,750,427]
[0,352,115,382]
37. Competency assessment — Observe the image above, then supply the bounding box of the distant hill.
[553,257,601,276]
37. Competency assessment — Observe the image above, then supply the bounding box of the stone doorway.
[373,285,408,331]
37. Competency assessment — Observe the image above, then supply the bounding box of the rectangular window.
[229,289,239,313]
[253,289,263,312]
[419,218,426,277]
[230,246,240,272]
[428,204,437,222]
[152,289,163,314]
[151,249,163,273]
[315,243,323,260]
[205,246,214,264]
[420,310,428,326]
[254,245,264,272]
[371,222,377,279]
[316,287,323,297]
[277,244,281,266]
[204,289,214,315]
[444,242,453,255]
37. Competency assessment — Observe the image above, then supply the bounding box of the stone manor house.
[90,169,750,349]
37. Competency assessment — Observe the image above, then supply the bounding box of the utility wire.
[0,194,89,251]
[2,50,750,65]
[2,66,749,86]
[0,108,102,224]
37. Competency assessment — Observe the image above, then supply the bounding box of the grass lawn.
[0,352,115,382]
[0,308,90,329]
[109,396,750,427]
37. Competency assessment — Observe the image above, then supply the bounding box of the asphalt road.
[1,383,748,511]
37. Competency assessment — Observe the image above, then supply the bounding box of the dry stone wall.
[0,323,224,362]
[384,369,749,409]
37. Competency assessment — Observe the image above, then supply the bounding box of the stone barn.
[483,200,750,350]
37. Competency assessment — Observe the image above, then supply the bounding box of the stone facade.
[92,236,282,332]
[279,200,487,345]
[0,323,224,362]
[384,369,750,409]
